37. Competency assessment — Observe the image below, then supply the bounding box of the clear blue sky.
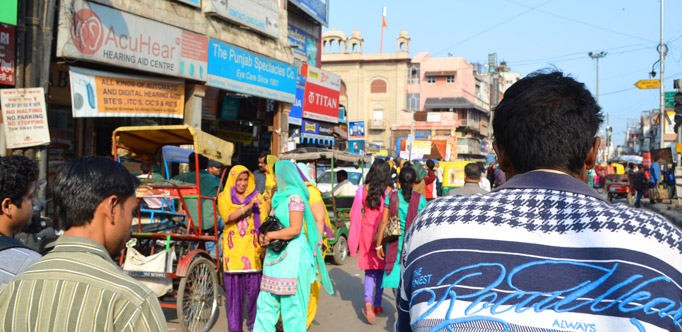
[325,0,682,148]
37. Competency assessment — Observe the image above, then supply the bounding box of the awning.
[423,97,489,114]
[301,133,336,146]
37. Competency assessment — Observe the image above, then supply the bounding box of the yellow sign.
[634,79,660,89]
[677,143,682,154]
[217,129,253,144]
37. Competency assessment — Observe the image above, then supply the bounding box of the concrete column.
[273,103,291,156]
[0,123,5,156]
[183,84,206,129]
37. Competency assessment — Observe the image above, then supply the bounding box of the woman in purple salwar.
[218,165,270,332]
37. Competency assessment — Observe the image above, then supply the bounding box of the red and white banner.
[302,64,340,123]
[0,24,15,86]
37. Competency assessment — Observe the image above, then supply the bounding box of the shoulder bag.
[382,191,402,243]
[258,214,289,253]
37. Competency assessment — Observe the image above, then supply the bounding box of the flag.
[382,7,387,28]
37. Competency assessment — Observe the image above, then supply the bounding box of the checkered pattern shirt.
[398,170,682,332]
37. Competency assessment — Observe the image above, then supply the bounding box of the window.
[446,75,455,83]
[373,110,384,121]
[407,93,420,111]
[427,76,436,84]
[408,64,420,84]
[370,79,387,93]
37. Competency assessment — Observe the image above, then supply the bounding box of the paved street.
[166,256,397,332]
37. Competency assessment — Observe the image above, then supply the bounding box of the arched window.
[340,80,347,96]
[370,79,387,94]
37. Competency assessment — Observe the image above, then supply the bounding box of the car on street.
[316,167,368,196]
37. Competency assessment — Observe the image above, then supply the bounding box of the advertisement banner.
[302,65,340,123]
[413,140,432,155]
[221,96,240,120]
[0,0,17,26]
[289,88,304,126]
[56,0,208,81]
[287,24,308,59]
[217,128,253,144]
[0,25,15,85]
[207,0,279,38]
[1,88,50,149]
[290,0,329,26]
[69,67,185,118]
[207,39,297,103]
[348,139,365,155]
[348,121,365,139]
[302,119,319,134]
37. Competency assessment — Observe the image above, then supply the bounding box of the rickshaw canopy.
[280,147,371,163]
[113,125,233,166]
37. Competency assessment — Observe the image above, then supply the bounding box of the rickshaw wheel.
[177,256,219,332]
[332,235,348,265]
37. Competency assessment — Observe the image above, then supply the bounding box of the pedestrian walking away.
[0,155,41,285]
[399,70,682,332]
[217,165,270,332]
[349,158,393,324]
[0,156,167,331]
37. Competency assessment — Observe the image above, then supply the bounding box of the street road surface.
[166,256,397,331]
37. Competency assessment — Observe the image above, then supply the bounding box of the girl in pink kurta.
[349,159,393,325]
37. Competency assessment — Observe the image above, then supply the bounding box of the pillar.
[184,84,206,129]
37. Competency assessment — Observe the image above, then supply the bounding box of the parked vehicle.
[316,167,369,196]
[606,173,633,204]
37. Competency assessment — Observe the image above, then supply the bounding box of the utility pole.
[659,0,666,150]
[589,51,607,160]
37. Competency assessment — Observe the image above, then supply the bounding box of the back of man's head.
[337,170,348,181]
[140,162,151,174]
[54,156,139,231]
[493,70,603,175]
[464,163,482,181]
[0,156,39,208]
[426,160,435,170]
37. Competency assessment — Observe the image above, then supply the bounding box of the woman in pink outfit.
[349,159,393,325]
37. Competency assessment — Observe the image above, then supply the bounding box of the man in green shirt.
[171,153,220,233]
[0,156,167,331]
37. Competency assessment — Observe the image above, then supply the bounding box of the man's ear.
[585,136,600,170]
[0,198,12,216]
[102,195,118,222]
[493,141,513,176]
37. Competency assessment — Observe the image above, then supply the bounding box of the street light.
[589,51,608,160]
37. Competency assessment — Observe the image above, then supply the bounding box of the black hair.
[140,162,151,174]
[426,160,435,170]
[0,156,39,207]
[188,153,208,170]
[464,163,482,180]
[399,166,417,201]
[365,159,393,209]
[259,152,270,160]
[492,70,604,175]
[337,170,348,180]
[53,156,139,231]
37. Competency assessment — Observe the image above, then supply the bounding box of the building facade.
[320,29,410,153]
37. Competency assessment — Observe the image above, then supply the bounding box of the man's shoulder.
[0,247,41,284]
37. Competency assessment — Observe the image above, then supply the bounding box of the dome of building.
[400,29,409,38]
[351,29,362,38]
[322,29,347,40]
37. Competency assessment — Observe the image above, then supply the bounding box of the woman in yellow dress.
[218,165,270,332]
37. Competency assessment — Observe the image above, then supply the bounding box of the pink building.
[392,52,491,159]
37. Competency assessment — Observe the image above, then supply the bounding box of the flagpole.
[380,7,386,53]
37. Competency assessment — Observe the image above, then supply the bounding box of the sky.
[324,0,682,148]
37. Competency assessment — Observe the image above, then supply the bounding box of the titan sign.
[301,64,340,123]
[56,0,208,81]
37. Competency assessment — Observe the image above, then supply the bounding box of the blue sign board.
[289,88,305,126]
[175,0,200,8]
[287,24,308,58]
[221,96,240,120]
[290,0,329,26]
[349,121,365,139]
[302,120,319,135]
[207,39,297,103]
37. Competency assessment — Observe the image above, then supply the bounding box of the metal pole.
[658,0,665,149]
[589,51,607,160]
[409,109,414,162]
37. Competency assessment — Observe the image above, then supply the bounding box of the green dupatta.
[271,160,334,295]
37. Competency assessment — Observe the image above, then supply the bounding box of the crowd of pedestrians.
[2,70,682,332]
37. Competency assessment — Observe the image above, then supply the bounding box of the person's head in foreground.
[0,156,39,237]
[492,70,603,181]
[54,156,139,256]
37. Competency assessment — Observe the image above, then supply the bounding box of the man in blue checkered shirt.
[399,70,682,332]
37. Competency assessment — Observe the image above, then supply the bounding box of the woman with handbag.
[217,165,269,332]
[254,160,333,332]
[375,167,427,292]
[349,159,393,324]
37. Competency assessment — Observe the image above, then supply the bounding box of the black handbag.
[258,216,289,253]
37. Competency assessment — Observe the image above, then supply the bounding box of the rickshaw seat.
[132,221,181,234]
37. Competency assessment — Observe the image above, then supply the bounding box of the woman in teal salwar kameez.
[254,160,333,332]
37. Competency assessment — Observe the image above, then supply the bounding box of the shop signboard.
[217,128,253,144]
[348,121,365,139]
[207,0,279,39]
[0,24,15,85]
[68,67,185,118]
[221,95,240,120]
[207,39,297,103]
[302,64,340,123]
[56,0,208,81]
[289,0,329,26]
[287,24,308,59]
[1,88,51,149]
[289,88,304,126]
[175,0,200,8]
[348,139,365,155]
[0,0,17,26]
[302,119,319,134]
